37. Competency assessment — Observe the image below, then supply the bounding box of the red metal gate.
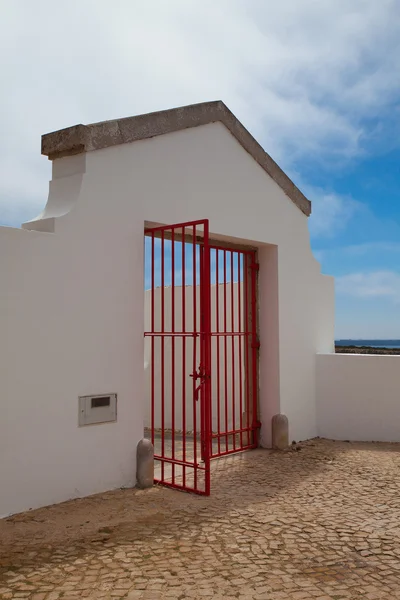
[144,220,258,496]
[144,220,211,495]
[209,244,259,458]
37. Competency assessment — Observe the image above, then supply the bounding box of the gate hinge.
[250,262,260,271]
[251,339,260,350]
[254,421,262,429]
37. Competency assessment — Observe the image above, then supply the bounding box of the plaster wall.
[317,354,400,442]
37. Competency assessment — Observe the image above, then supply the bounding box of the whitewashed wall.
[317,354,400,442]
[0,121,334,516]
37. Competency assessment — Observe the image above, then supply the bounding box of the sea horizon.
[336,339,400,349]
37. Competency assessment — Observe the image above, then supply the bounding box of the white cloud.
[336,271,400,300]
[306,187,361,238]
[337,242,400,256]
[1,0,400,224]
[288,170,362,237]
[309,242,400,266]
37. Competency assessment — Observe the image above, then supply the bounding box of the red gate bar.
[251,253,259,447]
[171,228,175,484]
[238,252,243,450]
[215,251,221,455]
[182,225,186,487]
[223,250,228,452]
[230,250,236,452]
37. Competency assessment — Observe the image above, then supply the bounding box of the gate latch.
[190,364,210,381]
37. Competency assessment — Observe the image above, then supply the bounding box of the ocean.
[336,340,400,349]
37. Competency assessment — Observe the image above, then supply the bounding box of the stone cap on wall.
[42,100,311,216]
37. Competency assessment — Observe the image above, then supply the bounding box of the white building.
[1,100,337,516]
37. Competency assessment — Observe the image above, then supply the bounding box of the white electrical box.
[78,393,117,426]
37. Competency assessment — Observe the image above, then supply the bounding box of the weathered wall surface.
[1,121,334,516]
[317,354,400,442]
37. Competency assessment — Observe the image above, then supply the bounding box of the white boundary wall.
[317,354,400,442]
[0,122,334,516]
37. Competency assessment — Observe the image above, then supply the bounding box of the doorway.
[144,220,259,495]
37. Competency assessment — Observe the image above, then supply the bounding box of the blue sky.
[1,0,400,338]
[306,145,400,339]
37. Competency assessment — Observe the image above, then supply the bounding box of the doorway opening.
[144,219,259,495]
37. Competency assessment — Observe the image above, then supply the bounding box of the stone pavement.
[2,439,400,599]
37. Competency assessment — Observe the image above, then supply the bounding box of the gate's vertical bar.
[171,229,175,485]
[238,252,243,449]
[151,233,155,447]
[223,250,228,452]
[202,219,211,496]
[200,245,208,463]
[192,224,198,489]
[161,231,165,482]
[182,227,186,487]
[215,250,221,456]
[244,253,251,446]
[231,250,236,451]
[251,251,258,447]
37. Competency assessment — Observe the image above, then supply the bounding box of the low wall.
[316,353,400,442]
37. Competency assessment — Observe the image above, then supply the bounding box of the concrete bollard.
[136,439,154,489]
[271,414,289,450]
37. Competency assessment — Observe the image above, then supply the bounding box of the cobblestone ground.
[2,439,400,599]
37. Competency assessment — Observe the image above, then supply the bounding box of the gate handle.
[194,383,202,402]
